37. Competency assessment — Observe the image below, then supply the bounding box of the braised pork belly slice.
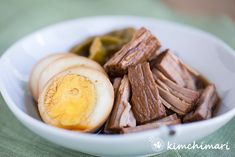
[152,69,200,104]
[183,84,219,122]
[104,27,161,76]
[152,49,201,90]
[159,97,186,115]
[128,62,166,124]
[121,114,181,134]
[104,75,136,133]
[157,85,193,115]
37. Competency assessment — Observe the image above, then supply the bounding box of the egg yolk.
[44,74,96,130]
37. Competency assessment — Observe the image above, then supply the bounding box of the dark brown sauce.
[197,74,210,89]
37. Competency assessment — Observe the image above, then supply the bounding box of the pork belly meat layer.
[153,49,201,90]
[152,69,200,115]
[152,69,200,104]
[128,62,166,124]
[104,75,136,133]
[183,84,219,122]
[104,27,161,76]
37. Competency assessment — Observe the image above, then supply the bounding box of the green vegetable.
[70,27,136,65]
[106,27,136,43]
[70,37,93,56]
[89,37,106,65]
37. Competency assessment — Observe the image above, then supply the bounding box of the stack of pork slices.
[102,27,219,134]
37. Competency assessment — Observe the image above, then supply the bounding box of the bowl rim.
[1,15,235,142]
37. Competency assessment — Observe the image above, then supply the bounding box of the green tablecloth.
[0,0,235,156]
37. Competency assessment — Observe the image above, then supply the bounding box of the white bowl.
[1,16,235,157]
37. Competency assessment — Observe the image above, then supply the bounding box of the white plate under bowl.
[1,16,235,157]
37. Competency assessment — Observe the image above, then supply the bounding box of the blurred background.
[0,0,235,157]
[0,0,235,54]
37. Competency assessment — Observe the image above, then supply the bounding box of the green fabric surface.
[0,0,235,156]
